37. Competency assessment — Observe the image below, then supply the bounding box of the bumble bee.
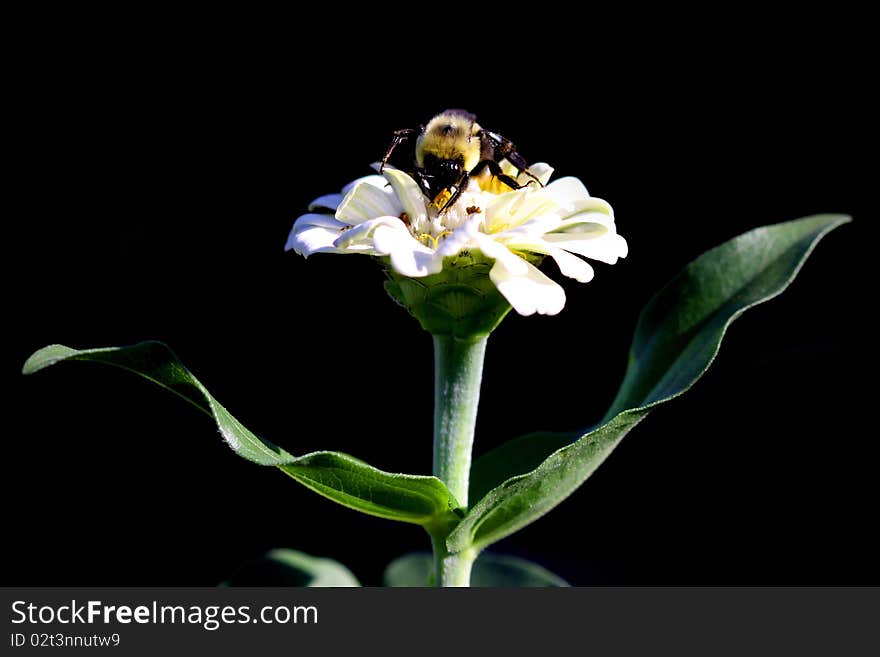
[380,109,539,213]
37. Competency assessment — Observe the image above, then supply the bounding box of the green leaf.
[453,214,850,553]
[23,341,460,527]
[383,552,569,587]
[224,549,360,587]
[469,431,579,504]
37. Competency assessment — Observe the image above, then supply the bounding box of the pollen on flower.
[432,189,453,209]
[399,212,411,226]
[466,205,482,215]
[417,230,452,249]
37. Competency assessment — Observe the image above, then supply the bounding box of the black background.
[6,13,873,586]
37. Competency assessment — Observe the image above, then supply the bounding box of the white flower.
[286,163,627,316]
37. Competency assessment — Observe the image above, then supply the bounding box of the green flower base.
[382,252,519,339]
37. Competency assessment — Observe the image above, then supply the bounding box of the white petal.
[286,213,349,255]
[555,195,614,222]
[571,196,613,214]
[499,213,564,239]
[493,235,594,284]
[308,193,346,212]
[373,224,441,277]
[333,216,403,249]
[543,177,592,209]
[544,232,629,264]
[548,249,594,283]
[509,196,563,229]
[336,182,403,224]
[291,213,348,230]
[490,258,566,316]
[518,162,555,186]
[381,167,429,225]
[553,212,614,233]
[471,232,529,276]
[341,175,389,194]
[434,216,480,259]
[485,188,559,232]
[484,188,530,229]
[286,226,348,255]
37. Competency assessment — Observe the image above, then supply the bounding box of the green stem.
[431,532,477,588]
[431,334,487,587]
[432,334,487,507]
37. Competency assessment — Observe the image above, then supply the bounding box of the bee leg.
[380,128,420,173]
[414,169,436,200]
[503,151,541,186]
[479,131,542,186]
[470,159,526,191]
[438,173,471,213]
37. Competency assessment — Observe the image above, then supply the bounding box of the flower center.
[409,180,493,246]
